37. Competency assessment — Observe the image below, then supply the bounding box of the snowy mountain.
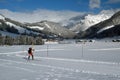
[1,10,120,39]
[0,14,76,38]
[0,14,43,37]
[70,11,115,33]
[95,25,120,38]
[76,11,120,38]
[26,21,76,38]
[60,14,87,28]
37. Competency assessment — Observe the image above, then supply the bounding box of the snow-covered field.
[0,41,120,80]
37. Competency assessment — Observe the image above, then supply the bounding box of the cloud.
[0,9,85,23]
[106,0,120,4]
[89,0,101,9]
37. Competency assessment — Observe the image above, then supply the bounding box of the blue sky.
[0,0,119,23]
[0,0,120,13]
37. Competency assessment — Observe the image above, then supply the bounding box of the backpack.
[28,49,31,53]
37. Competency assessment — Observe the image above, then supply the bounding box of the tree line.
[0,34,44,45]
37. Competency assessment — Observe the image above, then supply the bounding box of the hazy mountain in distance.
[26,21,76,38]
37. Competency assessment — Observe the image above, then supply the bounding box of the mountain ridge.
[0,14,76,38]
[0,10,120,39]
[76,11,120,38]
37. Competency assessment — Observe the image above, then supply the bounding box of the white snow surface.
[44,22,51,29]
[84,14,110,27]
[0,41,120,80]
[80,14,111,31]
[97,25,114,34]
[29,26,44,30]
[5,21,27,33]
[71,10,115,32]
[3,21,40,35]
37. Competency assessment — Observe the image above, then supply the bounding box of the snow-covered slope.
[70,10,116,32]
[29,26,44,31]
[97,25,114,34]
[77,11,120,38]
[1,10,120,39]
[82,14,110,28]
[0,14,40,37]
[5,21,27,34]
[0,14,76,38]
[26,21,76,38]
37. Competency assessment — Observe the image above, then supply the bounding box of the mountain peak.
[76,10,120,38]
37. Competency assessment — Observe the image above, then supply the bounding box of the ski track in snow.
[0,44,120,80]
[0,47,120,65]
[0,58,90,80]
[0,63,36,73]
[0,58,119,77]
[0,56,120,80]
[1,53,120,76]
[16,54,119,65]
[90,48,120,51]
[0,48,64,55]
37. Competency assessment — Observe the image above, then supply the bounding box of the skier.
[28,47,34,60]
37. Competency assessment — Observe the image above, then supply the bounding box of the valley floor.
[0,41,120,80]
